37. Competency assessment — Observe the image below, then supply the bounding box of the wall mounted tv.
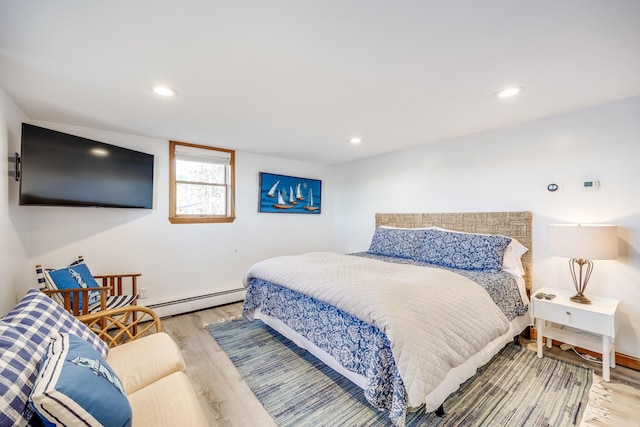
[19,123,154,208]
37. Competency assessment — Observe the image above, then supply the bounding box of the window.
[169,141,235,224]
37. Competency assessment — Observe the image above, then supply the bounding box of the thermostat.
[583,180,600,189]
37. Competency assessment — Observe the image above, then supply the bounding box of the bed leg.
[513,335,521,346]
[435,404,446,417]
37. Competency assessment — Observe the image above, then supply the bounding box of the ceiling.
[1,1,639,165]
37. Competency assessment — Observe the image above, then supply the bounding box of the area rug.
[206,318,605,427]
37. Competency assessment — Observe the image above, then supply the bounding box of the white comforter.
[243,252,510,409]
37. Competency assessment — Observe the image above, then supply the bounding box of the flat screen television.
[19,123,154,208]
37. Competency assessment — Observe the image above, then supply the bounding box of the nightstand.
[532,287,619,382]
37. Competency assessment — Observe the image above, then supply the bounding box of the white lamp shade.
[548,224,618,260]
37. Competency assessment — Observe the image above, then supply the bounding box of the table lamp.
[548,224,618,304]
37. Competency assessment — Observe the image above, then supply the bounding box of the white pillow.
[502,238,528,276]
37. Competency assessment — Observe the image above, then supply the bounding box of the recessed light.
[151,85,178,97]
[494,86,523,98]
[90,148,109,157]
[349,137,362,144]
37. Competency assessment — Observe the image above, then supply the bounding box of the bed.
[242,211,532,426]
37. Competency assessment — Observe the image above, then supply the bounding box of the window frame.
[169,140,236,224]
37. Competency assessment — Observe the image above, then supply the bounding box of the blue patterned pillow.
[30,333,132,427]
[45,262,101,310]
[420,228,511,271]
[0,324,40,427]
[1,288,108,358]
[368,227,428,259]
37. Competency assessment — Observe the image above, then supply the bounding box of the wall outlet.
[139,287,148,299]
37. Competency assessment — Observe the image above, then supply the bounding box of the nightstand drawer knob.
[566,311,572,315]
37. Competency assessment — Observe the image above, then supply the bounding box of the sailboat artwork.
[288,186,299,205]
[266,180,279,197]
[273,190,293,209]
[295,183,304,201]
[259,172,321,214]
[303,188,318,211]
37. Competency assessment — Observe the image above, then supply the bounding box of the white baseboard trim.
[143,288,246,318]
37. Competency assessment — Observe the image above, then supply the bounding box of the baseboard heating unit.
[145,288,245,318]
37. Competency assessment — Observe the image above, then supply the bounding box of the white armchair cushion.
[127,372,208,427]
[107,332,186,395]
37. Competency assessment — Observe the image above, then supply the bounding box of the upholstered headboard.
[375,211,533,291]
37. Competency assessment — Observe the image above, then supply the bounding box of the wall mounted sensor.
[583,180,600,189]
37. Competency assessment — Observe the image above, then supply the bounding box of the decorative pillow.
[44,262,101,310]
[36,265,63,308]
[420,228,511,272]
[431,227,528,276]
[501,238,528,276]
[368,227,428,259]
[0,324,40,427]
[1,288,108,358]
[36,257,85,307]
[30,333,132,427]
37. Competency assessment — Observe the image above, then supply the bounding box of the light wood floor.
[161,302,640,427]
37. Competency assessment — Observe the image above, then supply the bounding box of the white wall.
[3,84,638,359]
[0,89,30,314]
[19,121,334,316]
[333,96,640,359]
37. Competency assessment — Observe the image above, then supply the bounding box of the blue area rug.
[206,318,595,426]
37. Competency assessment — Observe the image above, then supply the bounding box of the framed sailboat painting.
[258,172,321,214]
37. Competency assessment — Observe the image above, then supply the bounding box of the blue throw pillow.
[420,228,511,271]
[30,333,132,427]
[46,262,101,310]
[368,227,428,260]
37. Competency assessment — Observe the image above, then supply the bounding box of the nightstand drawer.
[534,301,614,337]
